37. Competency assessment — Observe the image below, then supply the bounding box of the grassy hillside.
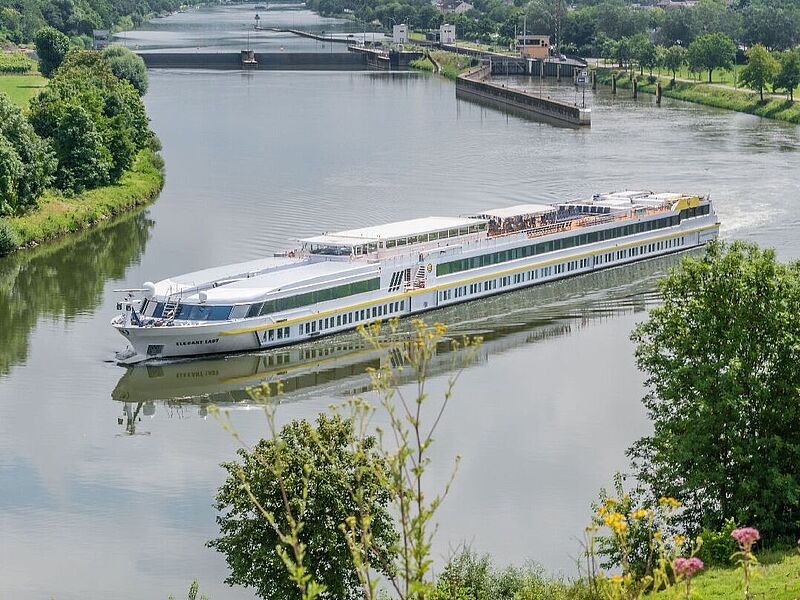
[0,73,47,107]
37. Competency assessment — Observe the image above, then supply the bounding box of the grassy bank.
[0,73,47,107]
[410,50,477,81]
[596,69,800,125]
[652,548,800,599]
[4,149,164,253]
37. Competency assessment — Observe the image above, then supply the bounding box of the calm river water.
[2,7,800,599]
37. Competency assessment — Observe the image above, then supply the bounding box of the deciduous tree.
[687,31,735,83]
[663,44,687,82]
[33,25,69,76]
[209,414,397,600]
[774,49,800,101]
[630,241,800,543]
[739,43,779,100]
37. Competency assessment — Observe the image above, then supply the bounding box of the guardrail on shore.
[455,64,591,127]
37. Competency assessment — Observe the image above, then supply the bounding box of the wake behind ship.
[112,191,719,363]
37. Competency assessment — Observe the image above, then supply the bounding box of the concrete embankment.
[138,52,368,70]
[456,65,591,126]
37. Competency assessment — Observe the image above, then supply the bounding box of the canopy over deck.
[301,216,487,247]
[469,204,557,221]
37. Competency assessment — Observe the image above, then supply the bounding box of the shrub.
[697,518,739,567]
[102,45,148,95]
[33,26,70,77]
[0,219,20,255]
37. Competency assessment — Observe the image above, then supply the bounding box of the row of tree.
[0,0,199,46]
[307,0,800,61]
[606,31,800,100]
[0,42,150,216]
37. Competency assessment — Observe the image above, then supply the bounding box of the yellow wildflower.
[659,496,682,508]
[674,535,687,546]
[631,509,649,520]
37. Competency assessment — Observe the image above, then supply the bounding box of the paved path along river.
[1,7,799,599]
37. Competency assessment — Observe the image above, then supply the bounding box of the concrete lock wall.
[456,66,590,126]
[138,52,368,70]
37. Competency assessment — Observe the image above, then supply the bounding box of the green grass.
[596,69,800,125]
[5,149,164,252]
[410,50,477,80]
[651,548,800,599]
[0,73,47,107]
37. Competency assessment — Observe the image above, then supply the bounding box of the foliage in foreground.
[432,547,589,600]
[211,320,481,599]
[209,413,397,600]
[630,240,800,543]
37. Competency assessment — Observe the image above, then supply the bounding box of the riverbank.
[596,68,800,125]
[2,149,164,254]
[410,50,476,80]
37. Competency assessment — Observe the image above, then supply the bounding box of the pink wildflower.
[731,527,760,549]
[673,557,704,578]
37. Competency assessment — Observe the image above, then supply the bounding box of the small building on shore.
[440,24,456,44]
[392,24,408,44]
[516,34,549,59]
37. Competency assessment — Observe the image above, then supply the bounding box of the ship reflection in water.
[113,251,698,434]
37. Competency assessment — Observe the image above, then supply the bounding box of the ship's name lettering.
[176,338,220,346]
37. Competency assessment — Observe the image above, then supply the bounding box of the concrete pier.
[456,64,590,126]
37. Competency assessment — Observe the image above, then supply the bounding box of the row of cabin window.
[246,278,381,319]
[385,224,487,249]
[437,238,688,303]
[300,300,407,335]
[158,278,381,322]
[264,326,291,342]
[679,204,710,220]
[436,214,682,277]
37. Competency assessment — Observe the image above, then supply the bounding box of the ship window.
[387,239,397,248]
[269,329,275,341]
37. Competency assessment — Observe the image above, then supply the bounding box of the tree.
[33,26,70,76]
[630,35,657,76]
[687,32,735,83]
[630,241,800,543]
[774,49,800,101]
[102,45,148,95]
[663,44,687,82]
[28,50,150,192]
[0,92,54,215]
[739,43,779,101]
[209,414,397,600]
[50,104,112,192]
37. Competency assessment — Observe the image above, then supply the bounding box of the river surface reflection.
[1,6,800,598]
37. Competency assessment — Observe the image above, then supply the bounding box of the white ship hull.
[112,193,719,364]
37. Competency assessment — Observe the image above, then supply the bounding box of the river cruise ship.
[112,191,719,363]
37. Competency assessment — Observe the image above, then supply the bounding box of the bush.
[102,45,148,95]
[432,547,587,599]
[630,241,800,542]
[0,219,20,255]
[697,518,739,567]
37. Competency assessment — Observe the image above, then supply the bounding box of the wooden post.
[611,72,617,95]
[656,81,662,104]
[540,60,544,78]
[556,63,561,82]
[592,70,597,91]
[632,76,638,99]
